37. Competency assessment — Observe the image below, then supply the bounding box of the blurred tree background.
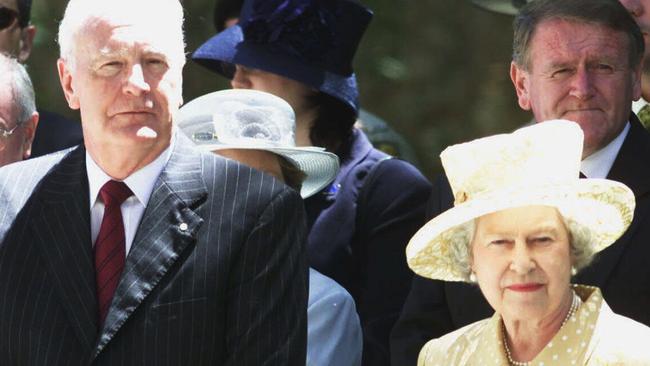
[27,0,531,179]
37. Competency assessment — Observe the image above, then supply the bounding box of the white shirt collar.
[580,122,629,179]
[632,97,648,114]
[86,137,174,208]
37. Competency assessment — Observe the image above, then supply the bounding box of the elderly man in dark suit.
[391,0,650,364]
[0,0,308,364]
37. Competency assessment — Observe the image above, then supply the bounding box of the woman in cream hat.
[407,120,650,365]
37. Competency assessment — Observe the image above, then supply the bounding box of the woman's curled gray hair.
[563,216,595,272]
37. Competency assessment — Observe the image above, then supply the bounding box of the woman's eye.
[532,236,552,244]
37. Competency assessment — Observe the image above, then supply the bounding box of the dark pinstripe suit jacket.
[0,135,308,365]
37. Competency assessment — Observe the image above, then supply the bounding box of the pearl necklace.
[503,290,581,366]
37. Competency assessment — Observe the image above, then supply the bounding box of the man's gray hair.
[57,0,186,69]
[450,211,596,282]
[0,53,36,126]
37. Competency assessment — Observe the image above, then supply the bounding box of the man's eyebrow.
[544,60,572,70]
[90,47,127,63]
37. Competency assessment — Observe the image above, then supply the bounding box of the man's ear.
[510,61,532,111]
[632,61,643,102]
[57,59,80,110]
[21,111,39,160]
[17,25,36,63]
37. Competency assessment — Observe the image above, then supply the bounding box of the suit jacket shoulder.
[308,268,362,366]
[0,147,77,241]
[588,300,650,365]
[30,110,83,158]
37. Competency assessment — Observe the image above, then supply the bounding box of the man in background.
[470,0,650,129]
[0,53,37,166]
[0,0,82,156]
[620,0,650,127]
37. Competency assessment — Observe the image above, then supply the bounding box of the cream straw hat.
[178,89,339,198]
[406,120,635,282]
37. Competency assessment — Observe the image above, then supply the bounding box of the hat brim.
[191,25,360,113]
[200,143,339,198]
[177,91,339,199]
[406,179,635,282]
[470,0,522,15]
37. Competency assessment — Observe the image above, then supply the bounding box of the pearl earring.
[469,272,477,282]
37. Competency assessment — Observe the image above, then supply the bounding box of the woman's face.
[230,65,314,116]
[470,205,574,323]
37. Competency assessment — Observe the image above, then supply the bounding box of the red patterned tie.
[95,180,133,326]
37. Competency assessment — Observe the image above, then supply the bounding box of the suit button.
[179,222,188,231]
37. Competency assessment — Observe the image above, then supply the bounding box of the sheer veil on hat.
[178,89,339,198]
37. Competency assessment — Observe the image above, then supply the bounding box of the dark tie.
[579,172,587,179]
[95,180,133,326]
[637,104,650,130]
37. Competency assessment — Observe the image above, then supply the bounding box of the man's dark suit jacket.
[0,134,308,365]
[390,116,650,366]
[30,110,83,158]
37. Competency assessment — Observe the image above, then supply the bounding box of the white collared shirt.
[632,97,648,114]
[86,140,173,254]
[580,122,629,179]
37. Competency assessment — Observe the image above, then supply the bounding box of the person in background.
[179,88,363,366]
[210,0,422,166]
[412,120,650,365]
[470,0,650,130]
[0,0,82,156]
[391,0,650,364]
[0,0,308,364]
[192,0,433,363]
[0,53,37,166]
[620,0,650,128]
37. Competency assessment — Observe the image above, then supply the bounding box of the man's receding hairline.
[520,17,637,71]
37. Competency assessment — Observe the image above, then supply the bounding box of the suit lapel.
[607,116,650,198]
[579,116,650,287]
[29,147,98,350]
[92,136,207,358]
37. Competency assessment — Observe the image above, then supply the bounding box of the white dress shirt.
[632,97,648,115]
[86,141,173,254]
[580,122,629,179]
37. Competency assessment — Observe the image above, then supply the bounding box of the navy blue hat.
[192,0,373,115]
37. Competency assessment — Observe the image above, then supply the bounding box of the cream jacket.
[418,285,650,365]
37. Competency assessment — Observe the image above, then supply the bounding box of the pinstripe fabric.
[0,135,308,365]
